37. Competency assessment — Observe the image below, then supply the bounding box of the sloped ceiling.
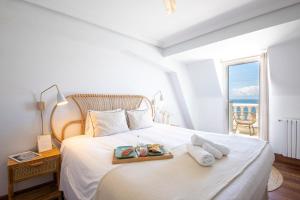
[170,19,300,63]
[24,0,300,48]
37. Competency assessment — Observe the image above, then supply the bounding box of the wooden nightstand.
[7,148,61,200]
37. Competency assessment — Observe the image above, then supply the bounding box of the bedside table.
[7,148,61,200]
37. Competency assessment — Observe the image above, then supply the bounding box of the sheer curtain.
[259,53,269,141]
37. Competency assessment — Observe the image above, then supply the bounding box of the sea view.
[229,99,259,104]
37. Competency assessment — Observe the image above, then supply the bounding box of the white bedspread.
[60,124,274,200]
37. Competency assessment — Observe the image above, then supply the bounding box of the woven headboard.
[50,94,153,142]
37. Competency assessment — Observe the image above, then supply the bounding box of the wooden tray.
[112,150,173,164]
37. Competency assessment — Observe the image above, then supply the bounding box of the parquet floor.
[268,158,300,200]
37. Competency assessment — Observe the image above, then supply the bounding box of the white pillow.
[85,109,121,136]
[127,109,153,130]
[85,109,129,137]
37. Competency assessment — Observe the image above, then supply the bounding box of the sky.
[229,61,259,100]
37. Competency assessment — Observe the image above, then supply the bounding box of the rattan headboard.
[50,94,153,142]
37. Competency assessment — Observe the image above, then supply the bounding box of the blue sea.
[230,99,259,104]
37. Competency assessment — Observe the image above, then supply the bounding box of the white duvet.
[60,124,274,200]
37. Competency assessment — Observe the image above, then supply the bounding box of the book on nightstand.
[8,151,40,163]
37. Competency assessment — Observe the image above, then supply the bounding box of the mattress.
[60,124,274,200]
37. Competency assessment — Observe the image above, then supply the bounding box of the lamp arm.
[39,84,59,102]
[39,84,59,135]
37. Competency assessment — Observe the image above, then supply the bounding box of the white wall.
[183,60,227,133]
[0,0,186,195]
[268,38,300,154]
[167,72,194,128]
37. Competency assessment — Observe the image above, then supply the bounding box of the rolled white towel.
[187,144,215,167]
[212,143,230,156]
[191,134,230,156]
[202,143,223,159]
[191,134,206,146]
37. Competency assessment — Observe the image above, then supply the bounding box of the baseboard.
[0,181,56,200]
[275,153,300,167]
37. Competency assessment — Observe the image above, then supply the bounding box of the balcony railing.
[229,103,259,136]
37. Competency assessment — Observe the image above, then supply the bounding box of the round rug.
[268,166,283,192]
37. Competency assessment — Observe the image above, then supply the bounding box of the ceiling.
[24,0,300,48]
[170,19,300,64]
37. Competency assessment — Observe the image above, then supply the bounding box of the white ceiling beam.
[162,3,300,57]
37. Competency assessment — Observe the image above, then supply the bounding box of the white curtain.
[259,53,269,141]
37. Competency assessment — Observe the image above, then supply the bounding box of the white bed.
[59,123,274,200]
[50,94,274,200]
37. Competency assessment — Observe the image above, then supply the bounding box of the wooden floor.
[0,181,62,200]
[268,157,300,200]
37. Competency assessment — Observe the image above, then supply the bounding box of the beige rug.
[268,166,283,192]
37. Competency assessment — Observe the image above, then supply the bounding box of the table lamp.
[37,84,68,135]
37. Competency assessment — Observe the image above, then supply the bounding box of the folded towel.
[187,144,215,167]
[202,143,223,159]
[191,134,230,156]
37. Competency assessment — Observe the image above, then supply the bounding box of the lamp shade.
[56,89,68,106]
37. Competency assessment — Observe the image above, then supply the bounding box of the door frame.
[222,55,261,135]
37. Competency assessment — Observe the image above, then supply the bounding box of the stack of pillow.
[187,134,230,167]
[85,108,153,137]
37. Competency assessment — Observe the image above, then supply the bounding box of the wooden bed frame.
[50,94,153,143]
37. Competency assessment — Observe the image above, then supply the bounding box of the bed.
[50,94,274,200]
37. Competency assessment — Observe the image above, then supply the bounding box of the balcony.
[229,103,259,136]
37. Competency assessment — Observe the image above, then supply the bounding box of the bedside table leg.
[8,183,13,200]
[55,158,61,188]
[8,168,14,200]
[58,191,63,200]
[53,172,60,188]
